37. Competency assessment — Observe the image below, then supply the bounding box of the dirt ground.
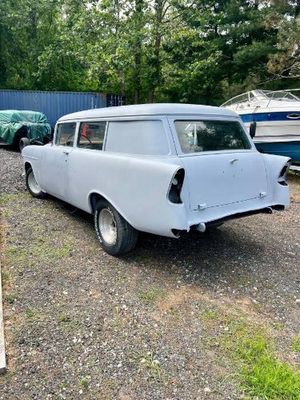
[0,148,299,399]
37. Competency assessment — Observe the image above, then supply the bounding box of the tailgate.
[181,152,268,211]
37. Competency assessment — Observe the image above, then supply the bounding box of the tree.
[267,2,300,82]
[0,0,299,103]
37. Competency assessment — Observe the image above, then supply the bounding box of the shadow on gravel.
[48,195,264,285]
[0,145,19,153]
[128,227,263,274]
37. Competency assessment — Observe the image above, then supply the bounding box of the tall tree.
[0,0,299,104]
[267,1,300,83]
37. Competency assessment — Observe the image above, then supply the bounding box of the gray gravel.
[0,147,299,399]
[0,148,24,194]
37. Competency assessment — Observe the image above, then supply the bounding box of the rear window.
[175,120,251,153]
[105,120,169,155]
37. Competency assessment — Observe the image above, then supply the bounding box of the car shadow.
[49,196,265,287]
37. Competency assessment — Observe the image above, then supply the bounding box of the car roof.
[58,103,238,122]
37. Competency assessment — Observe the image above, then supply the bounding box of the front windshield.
[175,120,251,153]
[263,90,300,102]
[222,89,300,107]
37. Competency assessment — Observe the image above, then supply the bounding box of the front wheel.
[94,200,138,256]
[26,167,46,199]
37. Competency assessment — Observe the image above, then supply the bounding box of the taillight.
[168,169,185,203]
[278,161,291,186]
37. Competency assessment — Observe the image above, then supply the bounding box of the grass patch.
[168,307,181,321]
[199,307,220,323]
[5,293,17,304]
[6,240,73,270]
[25,308,42,321]
[139,287,166,305]
[221,321,300,400]
[201,308,300,399]
[0,193,20,206]
[133,351,162,380]
[0,209,9,218]
[58,317,82,333]
[237,335,300,399]
[291,336,300,353]
[1,270,12,284]
[58,313,71,323]
[272,322,285,331]
[80,376,90,389]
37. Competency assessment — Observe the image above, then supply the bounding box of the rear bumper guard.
[172,205,285,237]
[192,205,285,232]
[205,206,273,227]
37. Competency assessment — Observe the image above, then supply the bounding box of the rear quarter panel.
[262,153,290,206]
[67,149,188,236]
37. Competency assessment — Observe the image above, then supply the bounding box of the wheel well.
[24,162,31,173]
[13,125,28,146]
[89,192,134,229]
[89,192,108,213]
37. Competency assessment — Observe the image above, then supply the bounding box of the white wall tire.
[26,167,46,199]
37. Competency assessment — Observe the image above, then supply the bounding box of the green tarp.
[0,110,51,145]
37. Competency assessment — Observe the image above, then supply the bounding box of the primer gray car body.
[22,103,290,254]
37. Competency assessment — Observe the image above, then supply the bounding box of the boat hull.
[222,89,300,162]
[254,141,300,162]
[242,116,300,162]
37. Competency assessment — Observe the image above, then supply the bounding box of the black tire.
[13,126,28,150]
[19,137,30,152]
[26,167,46,199]
[94,200,138,256]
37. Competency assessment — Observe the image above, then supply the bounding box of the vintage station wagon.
[22,104,290,255]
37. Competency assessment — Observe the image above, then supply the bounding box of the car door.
[41,122,77,199]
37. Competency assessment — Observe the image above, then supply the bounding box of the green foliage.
[138,287,165,305]
[291,336,300,353]
[220,319,300,400]
[79,376,90,389]
[237,335,300,399]
[0,0,299,103]
[5,293,17,304]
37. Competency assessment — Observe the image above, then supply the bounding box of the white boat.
[222,89,300,162]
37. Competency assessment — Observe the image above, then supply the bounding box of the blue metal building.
[0,90,124,127]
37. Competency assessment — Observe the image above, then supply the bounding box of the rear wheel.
[26,167,46,199]
[94,200,138,256]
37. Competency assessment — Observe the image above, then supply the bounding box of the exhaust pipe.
[195,222,206,233]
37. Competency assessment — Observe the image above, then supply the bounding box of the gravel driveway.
[0,147,299,399]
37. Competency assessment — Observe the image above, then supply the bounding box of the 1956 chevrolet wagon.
[22,104,290,255]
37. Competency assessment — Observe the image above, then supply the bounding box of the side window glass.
[55,123,76,146]
[78,122,106,150]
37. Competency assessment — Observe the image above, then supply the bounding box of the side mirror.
[249,121,256,139]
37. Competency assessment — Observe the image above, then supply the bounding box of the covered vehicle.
[0,110,51,150]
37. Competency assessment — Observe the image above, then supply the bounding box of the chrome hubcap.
[28,171,41,195]
[98,208,117,245]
